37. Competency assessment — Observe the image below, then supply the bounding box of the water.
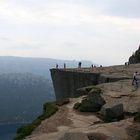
[0,123,25,140]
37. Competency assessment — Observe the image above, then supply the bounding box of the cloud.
[0,0,140,65]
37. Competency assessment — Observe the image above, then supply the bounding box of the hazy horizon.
[0,0,140,65]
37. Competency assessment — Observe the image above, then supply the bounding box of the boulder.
[78,89,105,112]
[129,46,140,64]
[101,103,123,122]
[87,132,108,140]
[76,86,95,97]
[59,132,89,140]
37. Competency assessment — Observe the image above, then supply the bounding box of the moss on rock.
[13,102,58,140]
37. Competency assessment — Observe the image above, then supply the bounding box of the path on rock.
[25,96,101,140]
[25,95,134,140]
[25,64,140,140]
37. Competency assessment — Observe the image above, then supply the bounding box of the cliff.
[129,46,140,64]
[50,69,99,100]
[24,64,140,140]
[50,66,130,100]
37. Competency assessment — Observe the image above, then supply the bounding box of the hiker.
[78,62,82,68]
[56,64,58,69]
[64,63,66,69]
[132,71,138,86]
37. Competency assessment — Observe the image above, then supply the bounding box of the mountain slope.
[0,73,54,123]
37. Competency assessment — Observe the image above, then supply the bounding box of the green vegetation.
[90,86,102,94]
[73,102,81,110]
[13,102,58,140]
[134,112,140,140]
[136,134,140,140]
[134,112,140,122]
[56,98,70,106]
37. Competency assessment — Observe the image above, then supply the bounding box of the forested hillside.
[0,73,55,123]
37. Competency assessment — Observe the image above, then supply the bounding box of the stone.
[87,132,108,140]
[129,46,140,64]
[59,132,89,140]
[79,89,105,112]
[76,86,95,97]
[101,103,123,121]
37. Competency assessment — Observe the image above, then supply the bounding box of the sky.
[0,0,140,65]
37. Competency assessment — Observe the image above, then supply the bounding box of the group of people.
[56,63,139,86]
[56,62,100,69]
[56,62,82,69]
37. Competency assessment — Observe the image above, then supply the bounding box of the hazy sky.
[0,0,140,65]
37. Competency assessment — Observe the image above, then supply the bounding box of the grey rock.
[76,86,95,97]
[79,90,106,112]
[101,103,123,121]
[59,132,89,140]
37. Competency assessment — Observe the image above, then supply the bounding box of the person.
[78,62,82,68]
[100,65,102,67]
[64,63,66,69]
[56,63,58,69]
[132,71,138,86]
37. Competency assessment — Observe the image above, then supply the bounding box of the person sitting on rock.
[132,71,138,86]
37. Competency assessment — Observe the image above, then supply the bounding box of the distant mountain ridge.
[0,56,93,79]
[0,73,54,123]
[0,56,92,123]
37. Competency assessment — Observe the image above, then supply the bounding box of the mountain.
[0,56,93,140]
[129,45,140,64]
[0,56,92,79]
[0,56,92,123]
[25,64,140,140]
[0,73,55,123]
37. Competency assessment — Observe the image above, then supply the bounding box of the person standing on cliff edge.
[56,64,58,69]
[64,63,66,69]
[78,62,82,68]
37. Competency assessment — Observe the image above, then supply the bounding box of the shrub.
[13,102,58,140]
[73,102,81,110]
[56,98,70,106]
[136,133,140,140]
[90,87,102,94]
[134,112,140,122]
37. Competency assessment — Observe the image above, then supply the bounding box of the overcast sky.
[0,0,140,65]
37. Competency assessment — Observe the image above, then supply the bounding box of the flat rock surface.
[97,80,140,113]
[25,96,134,140]
[25,64,140,140]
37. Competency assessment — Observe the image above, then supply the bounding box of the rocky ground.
[25,64,140,140]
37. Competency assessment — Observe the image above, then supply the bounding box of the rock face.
[59,132,89,140]
[101,103,124,121]
[99,74,129,84]
[77,88,106,112]
[50,69,100,100]
[25,64,140,140]
[129,46,140,64]
[50,68,130,100]
[98,80,140,114]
